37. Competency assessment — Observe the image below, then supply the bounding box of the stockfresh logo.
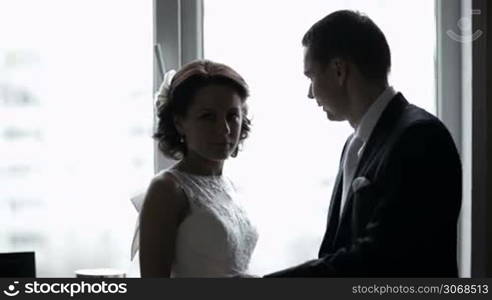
[3,281,20,297]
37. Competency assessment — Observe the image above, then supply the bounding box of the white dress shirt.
[339,86,397,217]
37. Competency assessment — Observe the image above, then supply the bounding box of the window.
[0,0,152,276]
[203,0,436,274]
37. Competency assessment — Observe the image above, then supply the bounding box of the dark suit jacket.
[266,94,462,277]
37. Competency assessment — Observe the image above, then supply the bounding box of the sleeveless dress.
[131,168,258,277]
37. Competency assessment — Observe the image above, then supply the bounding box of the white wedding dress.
[131,168,258,277]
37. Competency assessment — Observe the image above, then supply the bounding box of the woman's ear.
[174,116,184,135]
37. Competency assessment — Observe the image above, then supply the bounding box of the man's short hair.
[302,10,391,82]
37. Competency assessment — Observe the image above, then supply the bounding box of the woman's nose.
[217,119,231,135]
[307,83,314,99]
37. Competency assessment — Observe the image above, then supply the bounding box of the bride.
[131,60,258,277]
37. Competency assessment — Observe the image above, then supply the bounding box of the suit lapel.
[326,135,352,229]
[336,94,409,233]
[318,138,349,256]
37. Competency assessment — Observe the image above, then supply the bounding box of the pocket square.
[352,176,371,193]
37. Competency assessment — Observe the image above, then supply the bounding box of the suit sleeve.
[265,121,462,277]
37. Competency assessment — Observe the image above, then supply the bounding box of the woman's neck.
[176,153,224,176]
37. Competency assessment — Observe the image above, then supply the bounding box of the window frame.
[153,0,204,173]
[436,0,489,277]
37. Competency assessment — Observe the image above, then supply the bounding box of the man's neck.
[347,82,388,129]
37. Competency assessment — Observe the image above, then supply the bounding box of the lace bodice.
[131,168,258,277]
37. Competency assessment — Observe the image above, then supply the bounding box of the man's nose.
[307,83,314,99]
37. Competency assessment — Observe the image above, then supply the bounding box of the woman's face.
[175,84,244,162]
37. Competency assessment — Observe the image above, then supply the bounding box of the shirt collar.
[355,86,396,144]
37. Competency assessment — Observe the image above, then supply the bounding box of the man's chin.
[325,111,344,121]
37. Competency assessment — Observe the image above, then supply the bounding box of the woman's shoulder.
[144,171,188,212]
[152,170,179,188]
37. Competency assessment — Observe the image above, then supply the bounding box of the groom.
[266,10,462,277]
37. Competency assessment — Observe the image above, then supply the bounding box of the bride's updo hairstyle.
[154,60,250,160]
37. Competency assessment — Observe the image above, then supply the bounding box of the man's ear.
[332,58,348,86]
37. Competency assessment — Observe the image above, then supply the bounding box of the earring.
[179,136,185,144]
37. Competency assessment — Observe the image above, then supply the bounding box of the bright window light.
[0,0,153,277]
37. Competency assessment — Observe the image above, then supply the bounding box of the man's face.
[303,47,348,121]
